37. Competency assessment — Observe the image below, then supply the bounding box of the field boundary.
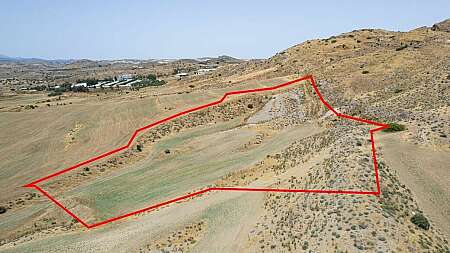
[24,75,389,229]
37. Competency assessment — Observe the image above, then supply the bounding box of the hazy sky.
[1,0,448,60]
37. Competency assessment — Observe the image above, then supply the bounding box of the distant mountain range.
[0,54,76,64]
[0,54,243,65]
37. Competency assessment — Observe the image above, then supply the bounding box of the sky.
[0,0,449,60]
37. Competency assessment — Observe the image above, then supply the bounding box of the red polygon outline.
[23,75,389,229]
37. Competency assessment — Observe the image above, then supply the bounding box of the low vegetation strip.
[24,75,389,229]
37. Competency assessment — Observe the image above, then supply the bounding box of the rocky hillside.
[206,19,450,149]
[243,19,450,252]
[168,19,450,252]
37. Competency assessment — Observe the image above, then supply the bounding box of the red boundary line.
[24,75,389,229]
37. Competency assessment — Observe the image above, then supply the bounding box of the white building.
[117,74,133,81]
[196,68,216,75]
[175,72,189,78]
[71,82,87,88]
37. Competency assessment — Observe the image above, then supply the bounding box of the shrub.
[146,74,157,80]
[302,241,308,250]
[71,86,88,92]
[247,104,254,109]
[35,85,47,91]
[136,144,143,152]
[0,206,6,214]
[362,70,370,74]
[48,91,63,97]
[396,44,408,51]
[50,83,71,93]
[411,213,430,230]
[383,123,406,132]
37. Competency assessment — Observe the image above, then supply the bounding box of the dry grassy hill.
[0,19,449,252]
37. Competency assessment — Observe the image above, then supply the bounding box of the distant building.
[195,68,216,75]
[71,82,87,88]
[175,72,189,78]
[117,74,133,81]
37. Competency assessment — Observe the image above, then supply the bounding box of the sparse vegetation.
[48,91,63,97]
[0,206,7,214]
[396,44,408,51]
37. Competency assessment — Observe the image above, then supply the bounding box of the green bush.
[146,74,157,80]
[58,82,72,92]
[35,85,48,91]
[362,70,370,74]
[136,144,143,152]
[383,123,406,132]
[0,206,6,214]
[71,86,88,92]
[411,213,430,230]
